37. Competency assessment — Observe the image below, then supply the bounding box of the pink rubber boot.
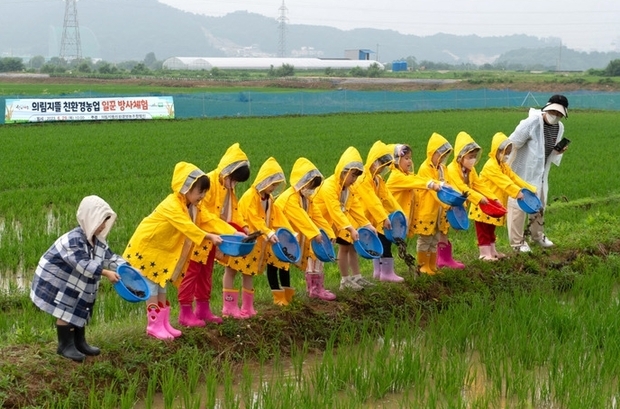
[372,259,382,280]
[314,260,336,300]
[178,304,206,327]
[146,303,174,340]
[158,301,182,338]
[436,241,465,269]
[221,289,248,319]
[195,301,223,324]
[240,288,257,317]
[314,273,337,301]
[379,258,404,282]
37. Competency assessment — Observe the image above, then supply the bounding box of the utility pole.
[60,0,82,62]
[277,0,288,58]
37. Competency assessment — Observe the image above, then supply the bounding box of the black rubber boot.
[56,324,85,362]
[74,326,101,356]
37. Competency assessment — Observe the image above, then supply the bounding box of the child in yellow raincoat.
[275,157,337,301]
[412,133,456,275]
[353,140,405,282]
[469,132,537,260]
[441,131,496,268]
[387,144,441,238]
[314,146,377,291]
[223,157,294,317]
[178,143,251,322]
[124,162,224,340]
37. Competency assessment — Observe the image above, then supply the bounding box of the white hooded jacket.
[508,108,565,206]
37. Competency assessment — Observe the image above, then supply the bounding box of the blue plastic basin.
[272,228,301,263]
[447,204,470,230]
[517,189,542,214]
[311,229,336,262]
[353,227,383,259]
[114,264,151,303]
[219,234,255,257]
[384,210,408,243]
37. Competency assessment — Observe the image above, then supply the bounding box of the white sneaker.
[513,242,531,253]
[351,274,376,287]
[340,277,364,291]
[533,236,554,248]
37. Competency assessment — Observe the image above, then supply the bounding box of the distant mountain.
[0,0,617,70]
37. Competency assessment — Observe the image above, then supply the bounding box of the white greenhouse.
[162,57,384,71]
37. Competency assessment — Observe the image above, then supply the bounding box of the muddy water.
[133,347,520,409]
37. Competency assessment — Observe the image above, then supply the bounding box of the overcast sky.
[159,0,620,52]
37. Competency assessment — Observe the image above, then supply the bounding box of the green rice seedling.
[118,376,139,409]
[160,367,179,409]
[202,366,219,409]
[221,361,240,409]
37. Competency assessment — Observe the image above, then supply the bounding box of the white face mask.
[462,157,477,170]
[545,113,560,125]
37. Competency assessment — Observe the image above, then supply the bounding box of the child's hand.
[347,227,359,242]
[516,192,524,200]
[431,182,441,192]
[313,234,324,244]
[383,218,392,231]
[480,197,489,205]
[207,233,223,246]
[365,224,378,235]
[103,269,120,283]
[268,233,279,244]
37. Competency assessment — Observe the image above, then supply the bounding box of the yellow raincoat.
[275,157,334,272]
[386,144,431,238]
[352,140,402,234]
[412,133,454,236]
[314,146,370,243]
[226,157,294,275]
[470,132,536,226]
[124,162,211,287]
[446,131,497,209]
[191,143,249,265]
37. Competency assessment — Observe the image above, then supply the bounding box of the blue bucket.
[114,264,151,303]
[272,228,301,263]
[517,189,542,214]
[437,186,467,207]
[353,227,383,259]
[311,229,336,262]
[447,205,470,230]
[219,234,255,257]
[384,210,408,243]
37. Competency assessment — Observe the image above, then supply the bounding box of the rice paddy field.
[1,106,620,408]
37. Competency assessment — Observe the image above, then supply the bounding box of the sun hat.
[542,94,569,118]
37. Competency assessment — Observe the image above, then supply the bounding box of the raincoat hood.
[364,140,393,176]
[252,157,286,194]
[76,195,117,246]
[335,146,364,183]
[453,131,481,164]
[290,157,323,192]
[489,132,512,163]
[426,132,452,166]
[171,161,207,195]
[216,143,250,180]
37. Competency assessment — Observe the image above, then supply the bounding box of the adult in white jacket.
[507,94,570,252]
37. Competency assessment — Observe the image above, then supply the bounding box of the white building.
[162,57,384,71]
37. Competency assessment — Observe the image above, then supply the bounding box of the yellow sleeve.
[320,182,354,231]
[353,179,389,224]
[278,195,321,240]
[157,198,206,246]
